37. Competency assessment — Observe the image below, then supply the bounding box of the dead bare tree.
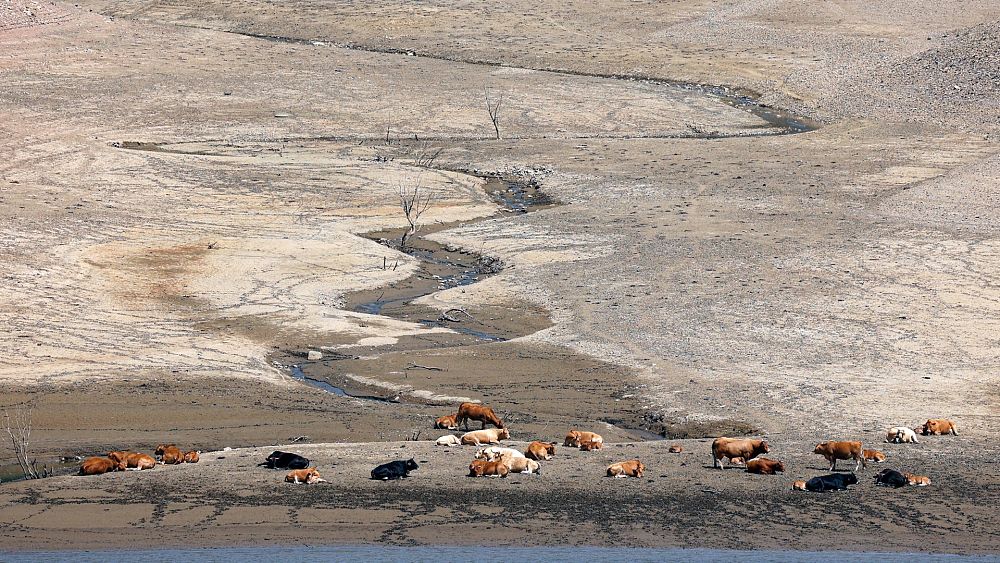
[412,141,442,168]
[484,86,504,140]
[4,404,40,480]
[397,177,434,248]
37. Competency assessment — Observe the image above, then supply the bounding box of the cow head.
[915,424,928,435]
[469,461,485,477]
[812,443,826,455]
[404,458,419,471]
[107,451,127,464]
[757,440,771,455]
[635,461,646,478]
[498,428,510,440]
[154,444,174,456]
[845,473,859,485]
[775,461,786,473]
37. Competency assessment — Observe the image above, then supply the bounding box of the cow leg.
[830,459,836,471]
[481,420,486,430]
[951,428,958,436]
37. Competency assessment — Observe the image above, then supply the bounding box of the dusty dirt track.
[1,0,999,554]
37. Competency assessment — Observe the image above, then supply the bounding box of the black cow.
[371,458,419,480]
[261,451,310,470]
[873,468,908,488]
[805,473,858,492]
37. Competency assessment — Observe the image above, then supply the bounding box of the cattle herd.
[74,401,958,495]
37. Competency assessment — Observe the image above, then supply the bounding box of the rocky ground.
[1,0,998,555]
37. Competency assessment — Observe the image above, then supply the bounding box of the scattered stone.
[307,350,322,361]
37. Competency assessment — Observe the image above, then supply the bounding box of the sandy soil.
[1,0,998,555]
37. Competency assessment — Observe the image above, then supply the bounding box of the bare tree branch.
[397,176,435,248]
[485,87,504,140]
[4,404,39,480]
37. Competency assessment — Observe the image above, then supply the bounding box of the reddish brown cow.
[668,445,683,453]
[456,402,504,430]
[745,457,785,475]
[863,449,887,463]
[525,441,556,461]
[579,439,603,451]
[434,414,459,430]
[183,451,200,464]
[607,459,645,478]
[469,459,509,477]
[920,419,958,436]
[813,441,865,471]
[155,444,184,465]
[711,437,770,469]
[286,467,326,484]
[80,456,123,475]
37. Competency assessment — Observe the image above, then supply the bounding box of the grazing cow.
[813,441,865,471]
[792,480,807,491]
[746,457,785,475]
[456,402,504,430]
[507,457,541,475]
[920,419,958,436]
[371,459,419,480]
[563,430,604,448]
[80,456,122,475]
[525,441,556,461]
[155,444,184,465]
[261,451,310,470]
[285,467,326,484]
[468,459,508,478]
[607,460,645,478]
[873,468,908,488]
[668,445,683,454]
[711,437,769,469]
[474,446,524,462]
[805,473,858,492]
[863,449,887,463]
[885,427,919,444]
[109,451,157,470]
[434,414,459,431]
[183,451,200,464]
[904,472,931,486]
[579,439,603,451]
[436,434,462,447]
[461,427,510,446]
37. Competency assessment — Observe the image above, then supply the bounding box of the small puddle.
[289,363,399,403]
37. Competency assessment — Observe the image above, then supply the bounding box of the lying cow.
[904,472,931,486]
[564,430,604,449]
[435,434,462,447]
[285,467,326,484]
[468,459,508,477]
[885,427,919,444]
[261,451,310,470]
[711,437,769,469]
[813,441,865,471]
[792,480,807,491]
[668,445,683,454]
[873,468,908,488]
[434,414,459,431]
[507,457,541,475]
[461,427,510,446]
[475,446,524,462]
[579,439,603,451]
[525,441,556,461]
[456,402,504,430]
[746,457,785,475]
[863,449,887,463]
[154,444,184,465]
[79,456,123,475]
[919,419,958,436]
[805,473,858,492]
[607,459,645,478]
[109,451,157,471]
[183,451,200,464]
[371,458,418,480]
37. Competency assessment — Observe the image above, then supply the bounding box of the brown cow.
[607,459,645,478]
[813,441,865,471]
[285,467,326,484]
[80,456,123,475]
[460,427,510,446]
[525,441,556,461]
[863,449,887,463]
[468,459,508,477]
[711,437,769,469]
[456,402,504,430]
[668,445,683,453]
[792,480,807,491]
[109,451,157,471]
[564,430,604,448]
[579,439,603,451]
[155,444,184,465]
[920,419,958,436]
[746,457,785,475]
[434,414,459,431]
[904,472,931,486]
[183,451,200,464]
